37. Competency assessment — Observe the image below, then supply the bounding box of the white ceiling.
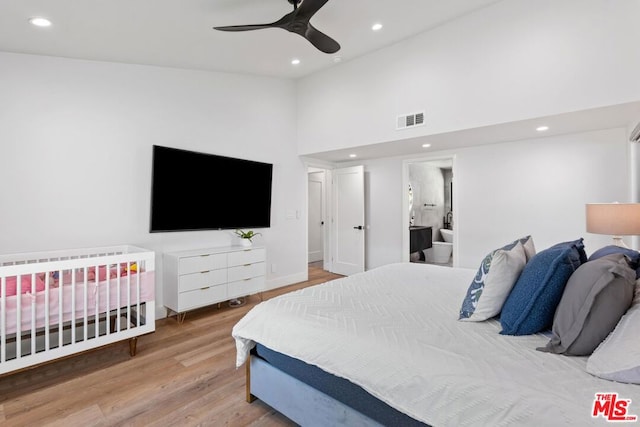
[1,0,638,161]
[0,0,502,79]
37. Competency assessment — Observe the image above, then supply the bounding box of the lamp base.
[612,236,628,248]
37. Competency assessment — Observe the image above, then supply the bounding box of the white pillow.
[587,280,640,383]
[459,241,527,321]
[519,235,536,261]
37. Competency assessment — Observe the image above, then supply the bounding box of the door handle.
[353,225,363,230]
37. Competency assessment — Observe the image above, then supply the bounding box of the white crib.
[0,245,155,376]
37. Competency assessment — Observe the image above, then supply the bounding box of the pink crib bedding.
[1,270,155,336]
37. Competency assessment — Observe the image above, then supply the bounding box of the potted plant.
[235,229,261,247]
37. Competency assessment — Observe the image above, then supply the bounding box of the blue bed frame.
[246,345,428,427]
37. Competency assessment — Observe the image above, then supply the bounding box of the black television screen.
[150,145,273,232]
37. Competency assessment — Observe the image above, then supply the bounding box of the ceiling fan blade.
[214,11,294,32]
[213,0,340,54]
[294,0,331,22]
[214,23,276,32]
[301,23,340,54]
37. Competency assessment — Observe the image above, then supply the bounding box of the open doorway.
[308,168,326,269]
[306,164,365,276]
[403,156,456,267]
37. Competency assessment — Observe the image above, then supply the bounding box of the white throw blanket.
[233,262,640,426]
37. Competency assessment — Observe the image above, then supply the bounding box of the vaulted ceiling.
[0,0,502,79]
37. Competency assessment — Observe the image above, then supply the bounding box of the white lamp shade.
[586,203,640,236]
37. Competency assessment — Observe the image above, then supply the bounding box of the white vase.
[240,239,252,247]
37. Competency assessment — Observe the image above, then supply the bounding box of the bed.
[233,243,640,426]
[0,245,155,376]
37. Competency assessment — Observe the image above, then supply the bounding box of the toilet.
[432,242,453,263]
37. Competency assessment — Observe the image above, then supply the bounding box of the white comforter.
[232,262,640,426]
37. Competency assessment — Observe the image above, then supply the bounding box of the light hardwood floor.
[0,265,343,426]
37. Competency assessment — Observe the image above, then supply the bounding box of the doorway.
[308,169,326,266]
[403,157,455,266]
[306,164,366,276]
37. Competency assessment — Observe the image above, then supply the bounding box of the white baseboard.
[265,271,308,291]
[155,305,168,320]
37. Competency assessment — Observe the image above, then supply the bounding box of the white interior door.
[332,165,365,275]
[308,172,324,263]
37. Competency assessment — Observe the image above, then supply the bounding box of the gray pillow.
[537,253,635,356]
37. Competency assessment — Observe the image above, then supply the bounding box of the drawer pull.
[244,278,251,281]
[244,263,251,267]
[200,254,210,257]
[200,270,210,274]
[200,286,210,290]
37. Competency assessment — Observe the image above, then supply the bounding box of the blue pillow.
[589,245,640,279]
[500,238,587,335]
[547,239,588,263]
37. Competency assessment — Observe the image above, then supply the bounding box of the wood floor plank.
[43,404,107,427]
[0,265,342,426]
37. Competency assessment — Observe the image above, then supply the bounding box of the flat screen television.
[149,145,273,232]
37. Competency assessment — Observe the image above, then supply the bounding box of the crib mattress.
[2,271,154,335]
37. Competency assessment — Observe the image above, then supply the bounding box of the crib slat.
[71,268,79,345]
[127,264,131,329]
[116,266,121,333]
[83,271,88,345]
[127,270,131,330]
[43,272,48,352]
[1,277,6,363]
[136,260,141,328]
[29,273,37,354]
[108,266,114,337]
[16,282,21,359]
[94,264,99,340]
[58,271,63,349]
[44,271,51,351]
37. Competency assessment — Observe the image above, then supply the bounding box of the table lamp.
[586,203,640,248]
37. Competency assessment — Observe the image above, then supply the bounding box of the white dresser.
[163,245,265,316]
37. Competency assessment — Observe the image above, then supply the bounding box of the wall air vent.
[397,111,425,130]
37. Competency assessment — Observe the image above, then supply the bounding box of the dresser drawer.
[179,269,227,292]
[178,253,227,275]
[228,248,265,267]
[178,284,227,311]
[164,245,266,315]
[228,276,265,299]
[228,262,265,282]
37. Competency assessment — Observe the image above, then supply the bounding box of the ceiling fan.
[213,0,340,54]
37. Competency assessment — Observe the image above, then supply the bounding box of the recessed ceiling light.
[422,143,431,148]
[29,17,52,27]
[349,154,357,158]
[333,56,342,63]
[291,58,301,65]
[372,23,383,31]
[536,126,549,132]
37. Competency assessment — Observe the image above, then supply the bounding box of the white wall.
[296,0,640,155]
[360,128,630,270]
[0,52,308,317]
[455,128,629,267]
